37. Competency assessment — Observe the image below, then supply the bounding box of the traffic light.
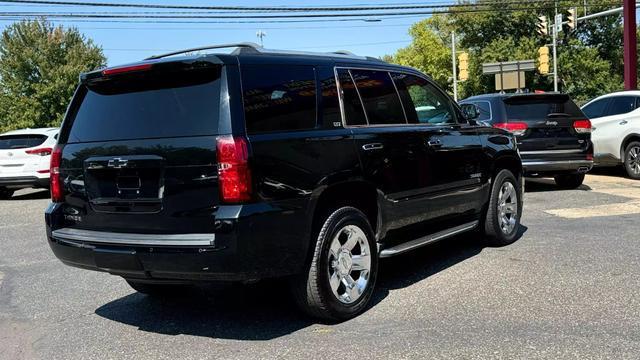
[538,46,550,74]
[537,15,548,36]
[567,7,577,30]
[458,52,469,81]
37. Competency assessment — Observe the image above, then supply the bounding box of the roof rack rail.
[144,42,385,63]
[145,42,261,60]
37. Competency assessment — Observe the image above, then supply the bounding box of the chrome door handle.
[362,143,384,151]
[620,120,628,125]
[427,139,443,147]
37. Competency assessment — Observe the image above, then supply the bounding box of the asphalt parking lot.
[1,171,640,360]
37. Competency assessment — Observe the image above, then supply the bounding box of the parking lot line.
[545,200,640,219]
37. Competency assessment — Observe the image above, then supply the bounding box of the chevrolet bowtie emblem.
[107,158,129,169]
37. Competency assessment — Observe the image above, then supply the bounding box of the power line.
[0,4,620,20]
[0,0,615,12]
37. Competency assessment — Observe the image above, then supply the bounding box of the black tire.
[623,141,640,180]
[483,169,522,246]
[0,187,14,200]
[125,279,191,298]
[554,173,585,189]
[291,206,378,321]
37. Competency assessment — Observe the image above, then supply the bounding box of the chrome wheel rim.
[627,146,640,175]
[327,225,371,304]
[498,181,518,235]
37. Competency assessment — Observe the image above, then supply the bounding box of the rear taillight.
[494,122,528,136]
[573,119,592,134]
[25,147,52,156]
[50,145,64,202]
[216,135,252,203]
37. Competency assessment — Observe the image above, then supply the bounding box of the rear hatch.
[502,94,590,153]
[0,134,49,177]
[57,60,225,234]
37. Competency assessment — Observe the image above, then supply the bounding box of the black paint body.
[45,52,521,282]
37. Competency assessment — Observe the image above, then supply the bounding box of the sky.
[0,0,430,66]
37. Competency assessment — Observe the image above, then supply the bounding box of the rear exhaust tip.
[577,166,590,174]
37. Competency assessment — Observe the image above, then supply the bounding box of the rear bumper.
[522,159,593,174]
[45,200,312,282]
[0,176,49,189]
[520,149,593,175]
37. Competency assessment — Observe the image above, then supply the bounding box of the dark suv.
[460,93,593,189]
[45,43,523,321]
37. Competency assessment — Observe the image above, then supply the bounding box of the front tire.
[554,173,585,189]
[0,187,14,200]
[483,169,522,246]
[291,206,378,321]
[623,141,640,180]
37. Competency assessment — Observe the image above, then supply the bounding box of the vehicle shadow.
[524,178,592,193]
[95,225,528,340]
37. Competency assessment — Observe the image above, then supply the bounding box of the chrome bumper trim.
[51,228,215,247]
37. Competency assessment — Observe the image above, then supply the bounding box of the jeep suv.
[460,93,593,189]
[45,43,523,321]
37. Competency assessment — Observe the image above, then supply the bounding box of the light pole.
[451,31,457,101]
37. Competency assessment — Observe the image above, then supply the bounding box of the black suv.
[45,43,523,321]
[460,93,593,189]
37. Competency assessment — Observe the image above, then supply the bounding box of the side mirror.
[460,103,480,121]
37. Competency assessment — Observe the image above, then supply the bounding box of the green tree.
[386,0,625,101]
[0,19,106,132]
[392,18,453,91]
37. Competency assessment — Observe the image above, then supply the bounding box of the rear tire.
[291,206,378,322]
[554,173,585,189]
[483,169,522,246]
[623,141,640,180]
[0,187,14,200]
[125,279,191,298]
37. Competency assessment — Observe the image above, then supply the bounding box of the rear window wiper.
[547,112,572,118]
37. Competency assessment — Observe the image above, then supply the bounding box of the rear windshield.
[65,65,221,143]
[0,134,47,149]
[503,95,584,120]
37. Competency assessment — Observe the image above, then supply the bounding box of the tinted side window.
[582,98,610,119]
[468,101,492,122]
[350,69,405,125]
[242,65,316,134]
[605,96,636,117]
[336,69,366,126]
[392,73,455,125]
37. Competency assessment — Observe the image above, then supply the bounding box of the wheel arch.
[309,180,381,239]
[620,133,640,162]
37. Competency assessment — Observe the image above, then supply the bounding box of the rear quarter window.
[241,64,317,134]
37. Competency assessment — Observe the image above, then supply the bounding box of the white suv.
[582,91,640,179]
[0,128,59,199]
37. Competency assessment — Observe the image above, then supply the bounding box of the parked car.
[460,93,593,189]
[581,91,640,179]
[0,127,59,199]
[45,43,523,321]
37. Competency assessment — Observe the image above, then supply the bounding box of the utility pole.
[552,1,559,92]
[451,31,458,101]
[256,30,266,47]
[623,0,637,90]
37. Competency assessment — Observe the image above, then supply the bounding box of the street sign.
[482,60,535,75]
[495,72,526,91]
[555,14,563,33]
